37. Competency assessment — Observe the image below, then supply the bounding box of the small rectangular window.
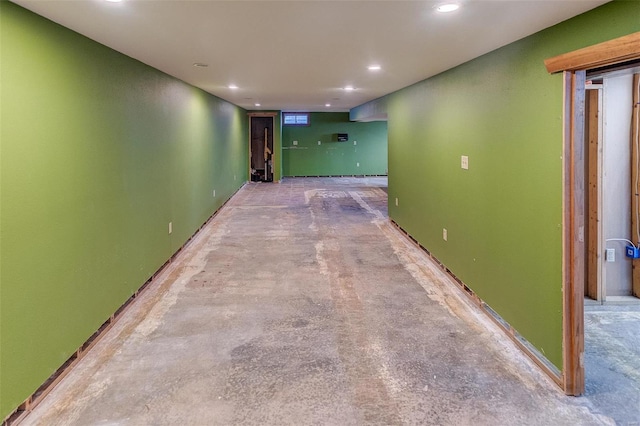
[283,112,310,126]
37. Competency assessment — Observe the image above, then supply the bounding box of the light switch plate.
[606,248,615,262]
[461,155,469,170]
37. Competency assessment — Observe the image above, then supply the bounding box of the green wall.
[352,0,640,370]
[282,112,387,176]
[0,2,247,418]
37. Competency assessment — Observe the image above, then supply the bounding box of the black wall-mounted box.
[336,133,348,142]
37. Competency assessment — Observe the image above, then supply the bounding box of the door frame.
[248,112,278,182]
[544,31,640,395]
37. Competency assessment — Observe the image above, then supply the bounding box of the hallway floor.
[23,178,614,425]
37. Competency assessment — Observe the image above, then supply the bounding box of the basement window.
[283,112,310,126]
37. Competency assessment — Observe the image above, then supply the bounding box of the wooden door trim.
[562,70,586,396]
[248,112,278,117]
[545,32,640,74]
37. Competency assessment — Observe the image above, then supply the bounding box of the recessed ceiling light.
[325,103,331,107]
[255,103,261,107]
[228,84,238,89]
[368,65,381,71]
[193,63,208,68]
[104,0,123,3]
[344,86,355,91]
[436,3,459,13]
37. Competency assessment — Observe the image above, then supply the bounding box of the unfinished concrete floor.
[584,302,640,425]
[23,178,615,425]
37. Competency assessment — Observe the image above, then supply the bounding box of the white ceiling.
[13,0,609,112]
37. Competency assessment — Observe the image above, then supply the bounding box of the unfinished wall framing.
[248,112,282,182]
[632,73,640,297]
[250,115,275,182]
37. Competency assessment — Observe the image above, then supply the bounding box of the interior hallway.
[23,178,611,425]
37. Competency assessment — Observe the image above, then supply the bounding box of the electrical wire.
[605,238,638,249]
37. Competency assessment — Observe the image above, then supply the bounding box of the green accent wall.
[0,2,247,418]
[282,112,387,176]
[352,0,640,370]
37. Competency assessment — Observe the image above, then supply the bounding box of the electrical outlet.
[395,197,399,207]
[293,140,298,146]
[168,222,173,235]
[318,140,321,145]
[357,162,360,167]
[354,140,357,146]
[606,248,615,262]
[443,228,448,241]
[461,155,469,170]
[213,189,216,197]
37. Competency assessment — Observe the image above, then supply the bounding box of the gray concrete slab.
[584,303,640,425]
[23,178,616,425]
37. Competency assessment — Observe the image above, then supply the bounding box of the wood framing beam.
[562,70,586,396]
[632,74,640,297]
[586,89,599,300]
[545,32,640,74]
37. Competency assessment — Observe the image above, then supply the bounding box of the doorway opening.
[581,65,640,423]
[250,115,274,182]
[585,67,640,303]
[544,31,640,396]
